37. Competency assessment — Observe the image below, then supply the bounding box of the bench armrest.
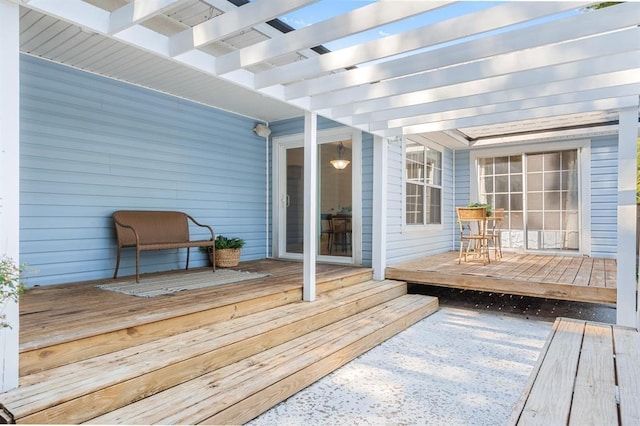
[186,214,215,241]
[113,216,141,247]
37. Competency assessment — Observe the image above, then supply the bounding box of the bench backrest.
[113,210,190,246]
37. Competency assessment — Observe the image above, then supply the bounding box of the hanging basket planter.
[214,248,241,268]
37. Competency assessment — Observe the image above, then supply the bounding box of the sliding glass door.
[478,150,579,252]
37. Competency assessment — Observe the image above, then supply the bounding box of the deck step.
[19,267,374,376]
[3,279,422,424]
[88,294,439,424]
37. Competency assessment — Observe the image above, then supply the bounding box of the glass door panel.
[285,147,304,255]
[319,141,352,257]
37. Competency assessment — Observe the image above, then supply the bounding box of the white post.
[616,106,638,328]
[372,136,388,280]
[303,112,317,301]
[0,0,21,392]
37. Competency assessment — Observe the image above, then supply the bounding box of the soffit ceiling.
[17,0,640,147]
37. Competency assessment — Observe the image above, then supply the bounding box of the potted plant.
[1,255,27,329]
[467,202,493,217]
[201,235,246,268]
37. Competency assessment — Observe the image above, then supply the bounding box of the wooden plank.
[573,258,594,286]
[88,295,438,424]
[604,258,617,288]
[541,256,574,284]
[205,295,439,425]
[613,326,640,425]
[8,280,408,423]
[568,322,617,426]
[587,258,606,288]
[508,318,561,426]
[386,268,616,304]
[558,257,583,284]
[517,318,584,425]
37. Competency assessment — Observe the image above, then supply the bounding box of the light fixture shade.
[330,142,350,169]
[330,159,350,170]
[253,123,271,137]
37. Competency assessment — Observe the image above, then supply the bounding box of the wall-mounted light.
[253,123,271,137]
[330,142,350,170]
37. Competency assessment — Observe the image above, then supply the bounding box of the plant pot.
[214,248,241,268]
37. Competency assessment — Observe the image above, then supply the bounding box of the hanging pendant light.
[330,142,350,170]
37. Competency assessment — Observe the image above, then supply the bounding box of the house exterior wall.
[590,136,618,258]
[20,55,268,286]
[385,141,455,265]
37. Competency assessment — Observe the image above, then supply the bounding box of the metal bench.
[510,317,640,425]
[113,210,215,282]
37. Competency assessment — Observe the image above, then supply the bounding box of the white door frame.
[272,126,362,265]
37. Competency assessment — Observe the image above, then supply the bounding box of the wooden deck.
[3,259,439,424]
[510,318,640,425]
[386,252,617,304]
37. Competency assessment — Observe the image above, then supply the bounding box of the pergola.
[1,0,639,389]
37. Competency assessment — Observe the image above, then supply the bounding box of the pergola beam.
[311,27,639,110]
[108,0,180,35]
[215,0,451,75]
[332,52,637,119]
[373,84,639,132]
[170,0,318,57]
[255,1,590,89]
[285,2,639,100]
[398,96,639,135]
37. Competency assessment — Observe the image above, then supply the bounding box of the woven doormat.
[96,269,271,298]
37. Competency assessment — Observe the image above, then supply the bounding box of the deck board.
[19,260,366,352]
[386,252,616,304]
[511,318,640,426]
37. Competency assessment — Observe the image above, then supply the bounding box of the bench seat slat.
[138,240,214,251]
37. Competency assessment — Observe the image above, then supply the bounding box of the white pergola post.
[616,106,639,328]
[0,0,21,392]
[372,136,388,280]
[302,112,317,301]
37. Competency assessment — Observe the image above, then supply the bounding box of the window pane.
[510,155,522,173]
[495,156,509,174]
[405,182,423,224]
[482,176,494,193]
[495,175,509,193]
[544,171,561,191]
[528,154,543,172]
[528,212,543,229]
[510,194,523,211]
[528,173,543,191]
[510,174,523,192]
[426,187,441,224]
[479,158,493,176]
[562,150,577,170]
[527,192,542,210]
[544,191,561,210]
[544,152,561,171]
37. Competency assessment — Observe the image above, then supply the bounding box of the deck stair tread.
[2,278,435,424]
[19,268,373,376]
[88,294,438,425]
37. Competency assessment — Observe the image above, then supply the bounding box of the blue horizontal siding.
[386,142,455,265]
[590,135,618,258]
[20,55,268,286]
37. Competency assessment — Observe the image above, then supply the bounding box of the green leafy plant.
[214,235,246,250]
[467,202,493,217]
[1,255,27,329]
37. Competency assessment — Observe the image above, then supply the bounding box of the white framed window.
[405,141,442,225]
